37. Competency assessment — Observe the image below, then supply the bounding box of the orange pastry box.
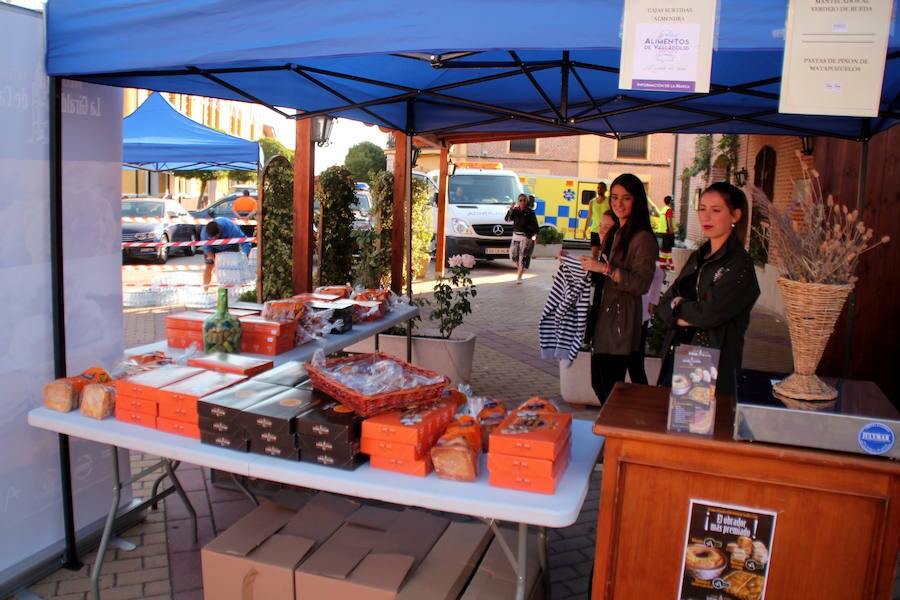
[361,401,456,446]
[488,411,572,460]
[186,352,274,376]
[115,393,158,416]
[430,416,483,482]
[114,406,156,429]
[487,432,571,479]
[369,453,432,477]
[360,437,429,461]
[515,396,559,414]
[476,398,508,450]
[113,366,204,401]
[489,443,571,494]
[156,416,200,439]
[157,370,247,412]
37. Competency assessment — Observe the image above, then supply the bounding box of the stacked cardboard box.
[202,493,491,600]
[295,389,365,469]
[113,365,204,429]
[361,401,457,477]
[154,370,248,438]
[239,315,298,355]
[198,379,288,450]
[487,410,572,494]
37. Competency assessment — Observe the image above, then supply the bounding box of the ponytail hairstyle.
[701,182,749,245]
[602,173,653,262]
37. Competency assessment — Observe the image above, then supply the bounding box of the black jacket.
[655,234,760,395]
[505,206,539,237]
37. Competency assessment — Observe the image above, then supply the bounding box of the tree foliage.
[259,156,295,301]
[259,137,294,165]
[316,166,356,286]
[344,142,386,183]
[353,170,394,288]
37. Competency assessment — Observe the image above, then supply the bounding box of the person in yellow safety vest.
[659,195,675,271]
[581,181,610,258]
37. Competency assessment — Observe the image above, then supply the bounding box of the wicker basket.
[773,278,853,401]
[304,352,450,417]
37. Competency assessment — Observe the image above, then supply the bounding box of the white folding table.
[29,407,603,600]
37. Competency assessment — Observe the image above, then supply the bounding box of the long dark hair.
[702,182,749,245]
[602,173,653,262]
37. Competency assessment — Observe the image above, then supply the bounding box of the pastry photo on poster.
[679,500,776,600]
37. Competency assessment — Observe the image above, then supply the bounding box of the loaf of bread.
[516,396,558,414]
[431,416,482,482]
[43,367,110,413]
[476,398,508,450]
[80,383,116,419]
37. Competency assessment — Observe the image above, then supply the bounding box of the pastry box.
[240,334,295,356]
[297,436,361,463]
[115,406,156,428]
[199,423,249,451]
[488,443,571,494]
[239,387,319,454]
[197,379,287,422]
[238,315,298,337]
[156,415,200,439]
[116,393,157,416]
[293,389,364,445]
[487,432,571,479]
[361,401,457,446]
[488,411,572,460]
[308,299,354,334]
[187,352,274,376]
[251,360,308,388]
[113,365,204,401]
[158,370,247,407]
[300,450,367,470]
[360,437,429,461]
[368,453,433,477]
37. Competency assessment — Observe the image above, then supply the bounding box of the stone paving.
[24,252,806,600]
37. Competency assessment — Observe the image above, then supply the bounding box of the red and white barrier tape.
[122,216,256,225]
[122,237,255,249]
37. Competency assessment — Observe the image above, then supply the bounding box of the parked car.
[353,183,373,230]
[122,198,197,263]
[190,192,258,238]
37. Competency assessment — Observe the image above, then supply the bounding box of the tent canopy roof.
[123,91,260,171]
[48,0,899,142]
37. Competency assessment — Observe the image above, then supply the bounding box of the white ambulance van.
[428,163,524,261]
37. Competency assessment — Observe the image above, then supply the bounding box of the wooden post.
[434,146,449,276]
[293,118,315,293]
[391,132,409,294]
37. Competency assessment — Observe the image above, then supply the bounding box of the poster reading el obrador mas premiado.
[619,0,717,93]
[678,499,776,600]
[780,0,892,117]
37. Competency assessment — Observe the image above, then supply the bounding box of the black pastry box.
[238,386,320,459]
[197,380,287,450]
[251,360,309,388]
[308,299,354,334]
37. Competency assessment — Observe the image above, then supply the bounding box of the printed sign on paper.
[679,500,776,600]
[780,0,892,117]
[619,0,717,93]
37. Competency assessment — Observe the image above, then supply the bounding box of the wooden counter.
[591,383,900,599]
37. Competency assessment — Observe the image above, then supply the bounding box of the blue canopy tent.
[45,0,899,141]
[37,0,900,577]
[123,91,261,171]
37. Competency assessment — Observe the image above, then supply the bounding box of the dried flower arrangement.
[752,151,890,285]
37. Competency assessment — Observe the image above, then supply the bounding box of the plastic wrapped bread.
[516,396,559,414]
[43,367,110,413]
[431,416,482,482]
[476,398,508,450]
[80,383,116,419]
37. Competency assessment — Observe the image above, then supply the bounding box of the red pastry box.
[353,289,390,321]
[113,365,204,428]
[164,311,209,349]
[361,401,456,477]
[487,410,572,494]
[238,316,298,355]
[187,352,274,376]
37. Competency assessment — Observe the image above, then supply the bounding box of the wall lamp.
[735,167,749,187]
[411,145,420,166]
[800,136,815,156]
[310,115,335,147]
[448,158,457,177]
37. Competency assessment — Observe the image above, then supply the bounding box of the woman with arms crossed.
[579,174,658,403]
[655,182,760,396]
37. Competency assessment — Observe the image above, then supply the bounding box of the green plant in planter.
[317,166,355,286]
[537,225,565,245]
[429,254,477,339]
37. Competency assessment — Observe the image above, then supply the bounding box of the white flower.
[448,255,463,268]
[460,254,476,269]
